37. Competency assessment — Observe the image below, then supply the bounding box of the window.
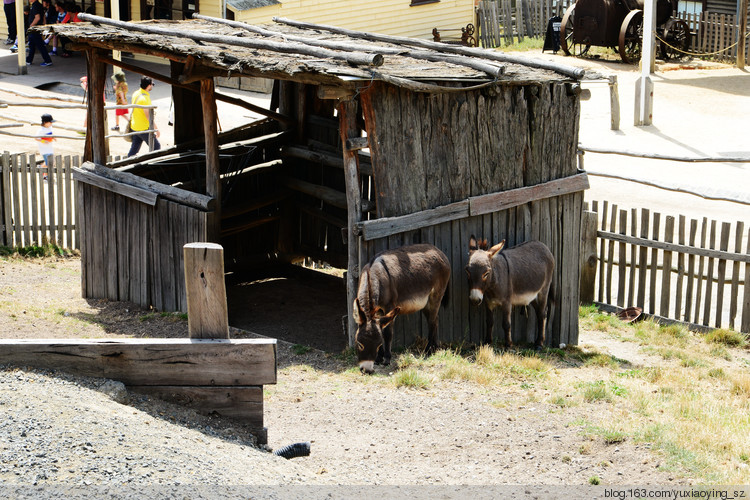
[141,0,198,20]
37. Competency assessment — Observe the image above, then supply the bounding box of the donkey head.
[466,235,506,305]
[353,298,400,374]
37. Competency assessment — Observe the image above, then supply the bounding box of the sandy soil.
[0,256,709,486]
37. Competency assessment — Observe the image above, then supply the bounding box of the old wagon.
[560,0,691,63]
[44,13,589,351]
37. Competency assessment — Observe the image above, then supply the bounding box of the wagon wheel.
[660,19,691,61]
[619,9,643,64]
[560,4,591,57]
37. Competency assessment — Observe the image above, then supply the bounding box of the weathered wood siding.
[357,81,582,348]
[234,0,475,39]
[78,182,208,312]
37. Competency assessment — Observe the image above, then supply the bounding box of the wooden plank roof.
[44,15,585,89]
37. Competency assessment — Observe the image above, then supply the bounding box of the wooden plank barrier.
[584,201,750,334]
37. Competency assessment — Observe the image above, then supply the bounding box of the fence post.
[0,152,8,246]
[579,210,598,304]
[183,242,229,339]
[609,75,620,131]
[148,108,155,152]
[738,0,748,68]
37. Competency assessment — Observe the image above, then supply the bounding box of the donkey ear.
[469,235,478,252]
[488,239,506,258]
[480,239,489,250]
[353,298,365,325]
[380,307,401,329]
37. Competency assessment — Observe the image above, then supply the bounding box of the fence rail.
[585,200,750,333]
[1,152,79,249]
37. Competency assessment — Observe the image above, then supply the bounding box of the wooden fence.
[675,11,750,62]
[585,200,750,333]
[477,0,573,48]
[1,152,79,249]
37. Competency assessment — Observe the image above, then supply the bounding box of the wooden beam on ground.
[0,338,277,386]
[184,242,229,339]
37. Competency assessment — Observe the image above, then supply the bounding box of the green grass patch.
[392,368,430,389]
[292,344,312,355]
[589,476,601,485]
[0,243,74,258]
[705,329,748,347]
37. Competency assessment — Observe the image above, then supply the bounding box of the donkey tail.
[441,282,450,307]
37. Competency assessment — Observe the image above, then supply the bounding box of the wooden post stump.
[184,242,229,339]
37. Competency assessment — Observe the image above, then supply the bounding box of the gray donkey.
[465,236,554,349]
[353,244,450,374]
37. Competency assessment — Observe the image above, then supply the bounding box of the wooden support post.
[170,61,204,145]
[85,49,109,164]
[200,78,221,241]
[580,211,598,305]
[338,98,363,348]
[183,242,229,339]
[14,0,25,75]
[738,0,748,69]
[609,75,620,131]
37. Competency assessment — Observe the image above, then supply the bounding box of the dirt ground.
[0,256,705,485]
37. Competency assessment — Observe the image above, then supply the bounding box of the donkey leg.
[532,299,546,349]
[380,323,393,366]
[424,307,440,355]
[484,304,494,345]
[501,304,513,349]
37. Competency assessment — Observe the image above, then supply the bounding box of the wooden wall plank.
[684,218,698,322]
[20,155,31,246]
[627,208,638,307]
[597,201,608,303]
[65,156,74,248]
[11,155,22,247]
[29,155,40,245]
[605,204,617,305]
[617,209,627,308]
[674,215,686,320]
[741,226,750,333]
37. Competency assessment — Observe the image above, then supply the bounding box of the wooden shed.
[46,14,589,350]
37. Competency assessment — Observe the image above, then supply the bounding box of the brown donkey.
[465,236,554,349]
[353,244,450,374]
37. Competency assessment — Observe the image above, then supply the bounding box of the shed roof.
[226,0,280,13]
[45,14,584,89]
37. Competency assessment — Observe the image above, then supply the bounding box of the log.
[184,242,229,339]
[469,173,590,216]
[72,167,158,206]
[0,338,277,386]
[281,145,373,176]
[193,14,504,78]
[78,13,384,67]
[282,176,348,209]
[78,161,215,211]
[273,17,585,79]
[355,199,469,241]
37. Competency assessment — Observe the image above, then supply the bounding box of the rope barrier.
[656,29,750,57]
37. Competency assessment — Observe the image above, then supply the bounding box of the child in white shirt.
[35,113,56,179]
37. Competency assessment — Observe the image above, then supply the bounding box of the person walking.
[111,71,129,131]
[3,0,17,45]
[26,0,52,67]
[35,113,56,180]
[127,76,160,157]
